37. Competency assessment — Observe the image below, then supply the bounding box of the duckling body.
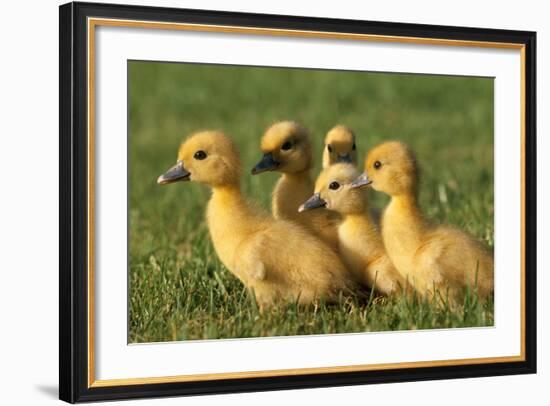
[159,131,357,307]
[252,121,339,249]
[300,164,406,295]
[337,214,405,294]
[382,196,493,300]
[353,141,494,303]
[207,187,354,305]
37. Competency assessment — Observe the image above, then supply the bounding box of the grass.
[128,61,494,343]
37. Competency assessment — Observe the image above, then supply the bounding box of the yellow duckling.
[323,124,381,224]
[299,163,406,295]
[158,130,358,307]
[322,125,358,168]
[251,121,339,249]
[351,141,494,304]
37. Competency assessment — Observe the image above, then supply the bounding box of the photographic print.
[60,3,535,401]
[129,61,495,343]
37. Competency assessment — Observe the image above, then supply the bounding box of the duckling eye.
[329,181,340,190]
[327,145,333,153]
[194,150,207,160]
[374,161,382,169]
[281,141,292,151]
[352,143,356,151]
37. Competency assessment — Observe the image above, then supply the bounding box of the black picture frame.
[59,1,537,403]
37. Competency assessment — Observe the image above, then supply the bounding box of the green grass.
[128,61,494,343]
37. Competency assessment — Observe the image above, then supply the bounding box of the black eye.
[374,161,382,169]
[352,143,356,151]
[329,181,340,190]
[194,150,207,160]
[327,145,333,153]
[281,141,292,151]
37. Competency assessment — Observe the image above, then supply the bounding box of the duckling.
[158,130,358,308]
[351,141,494,304]
[323,124,381,224]
[322,125,358,168]
[299,163,407,295]
[251,121,339,249]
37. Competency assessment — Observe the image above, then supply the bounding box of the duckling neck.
[338,212,383,280]
[209,185,257,225]
[343,212,375,229]
[272,170,313,219]
[386,194,425,226]
[210,185,242,203]
[383,193,426,256]
[207,185,263,270]
[340,212,380,247]
[281,170,311,185]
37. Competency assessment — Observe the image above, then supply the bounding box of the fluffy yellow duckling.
[322,125,358,168]
[158,130,358,307]
[351,141,494,304]
[299,163,406,295]
[323,124,381,224]
[251,121,339,249]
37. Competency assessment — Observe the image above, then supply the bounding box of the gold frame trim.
[87,17,527,388]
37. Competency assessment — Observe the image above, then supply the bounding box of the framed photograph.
[59,1,536,403]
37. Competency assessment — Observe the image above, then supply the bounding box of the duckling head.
[352,141,418,197]
[251,121,312,175]
[299,163,366,215]
[322,125,357,168]
[157,130,241,188]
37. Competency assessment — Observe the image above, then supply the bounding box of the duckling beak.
[337,153,352,163]
[298,193,327,212]
[157,161,190,185]
[251,152,280,175]
[350,172,372,189]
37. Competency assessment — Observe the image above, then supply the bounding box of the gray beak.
[251,152,280,175]
[157,161,190,185]
[337,154,352,163]
[298,193,327,212]
[350,172,372,189]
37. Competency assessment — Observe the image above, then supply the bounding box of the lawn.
[128,61,494,343]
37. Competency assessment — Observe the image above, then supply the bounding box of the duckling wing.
[234,235,268,282]
[414,227,494,298]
